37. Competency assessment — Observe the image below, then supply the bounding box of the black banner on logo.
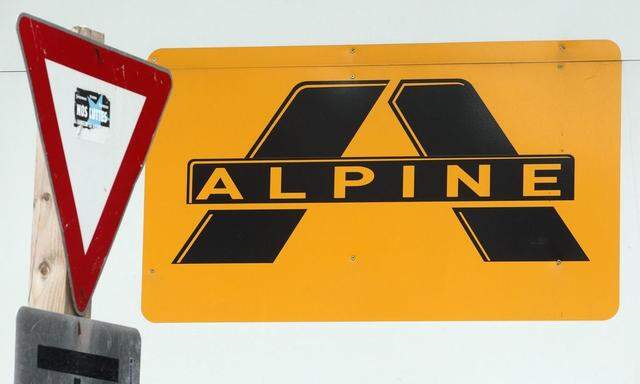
[188,156,574,204]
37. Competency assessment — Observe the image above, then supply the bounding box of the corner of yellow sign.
[140,300,159,323]
[594,291,620,321]
[594,39,621,60]
[141,282,166,323]
[148,48,167,65]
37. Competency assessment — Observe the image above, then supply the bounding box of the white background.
[1,1,640,383]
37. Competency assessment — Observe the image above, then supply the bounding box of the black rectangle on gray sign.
[14,307,140,384]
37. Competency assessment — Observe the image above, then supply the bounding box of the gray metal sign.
[14,307,140,384]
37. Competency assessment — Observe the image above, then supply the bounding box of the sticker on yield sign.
[73,87,112,143]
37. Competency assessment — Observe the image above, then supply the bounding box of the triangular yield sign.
[17,14,171,314]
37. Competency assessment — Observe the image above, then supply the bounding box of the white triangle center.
[45,59,146,252]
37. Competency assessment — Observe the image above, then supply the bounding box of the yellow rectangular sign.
[143,40,620,322]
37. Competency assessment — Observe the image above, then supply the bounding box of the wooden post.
[72,26,105,43]
[28,138,75,314]
[28,26,104,316]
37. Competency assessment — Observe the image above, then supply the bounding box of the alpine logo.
[175,79,588,265]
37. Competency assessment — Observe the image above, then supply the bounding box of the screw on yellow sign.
[142,41,620,322]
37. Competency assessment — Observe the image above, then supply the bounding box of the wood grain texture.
[28,138,76,314]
